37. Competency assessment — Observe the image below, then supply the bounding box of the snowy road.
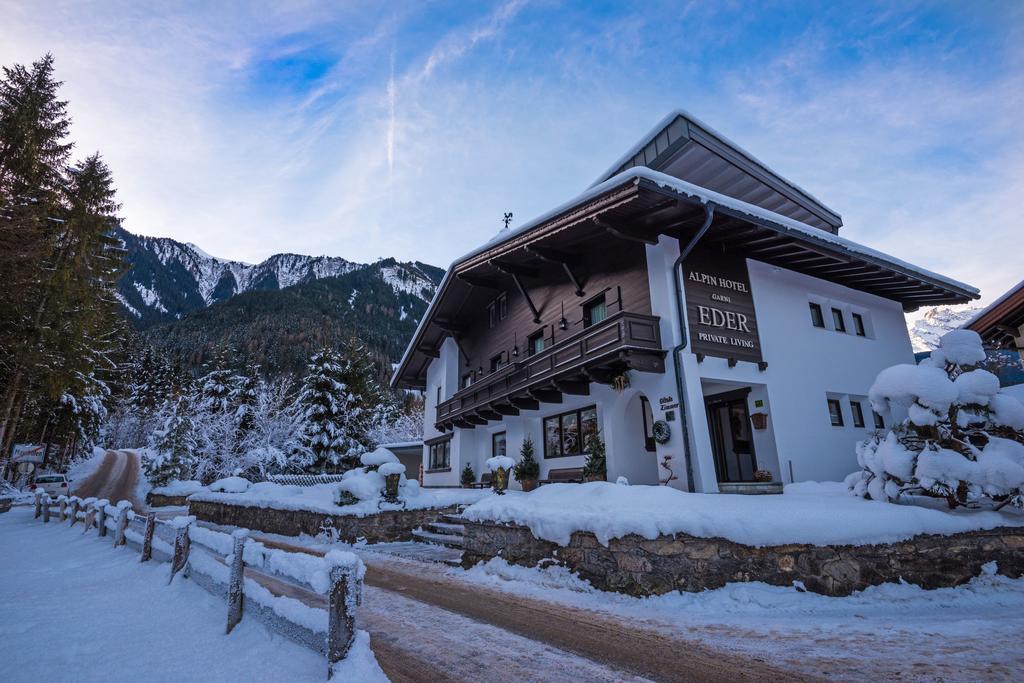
[72,449,144,509]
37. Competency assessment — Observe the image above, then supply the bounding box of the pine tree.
[144,399,197,487]
[513,435,540,483]
[298,349,365,472]
[582,434,607,481]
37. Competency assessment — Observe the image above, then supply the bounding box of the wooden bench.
[472,472,493,489]
[537,467,585,486]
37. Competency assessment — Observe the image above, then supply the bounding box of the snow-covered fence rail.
[33,498,363,678]
[266,473,348,487]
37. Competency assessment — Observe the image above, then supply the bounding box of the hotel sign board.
[683,247,763,363]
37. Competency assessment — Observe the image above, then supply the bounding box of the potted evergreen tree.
[513,436,540,492]
[460,463,476,488]
[582,435,607,482]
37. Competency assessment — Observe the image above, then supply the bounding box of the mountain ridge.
[114,226,439,328]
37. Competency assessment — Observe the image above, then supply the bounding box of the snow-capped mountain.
[908,306,983,351]
[114,226,440,328]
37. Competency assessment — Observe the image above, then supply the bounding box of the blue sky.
[1,1,1021,310]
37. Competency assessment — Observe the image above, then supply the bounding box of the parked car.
[29,473,71,497]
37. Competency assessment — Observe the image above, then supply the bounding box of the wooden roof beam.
[595,218,659,245]
[527,245,586,297]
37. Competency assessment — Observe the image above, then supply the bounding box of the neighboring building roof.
[391,165,978,388]
[378,441,423,450]
[964,278,1024,348]
[590,109,843,232]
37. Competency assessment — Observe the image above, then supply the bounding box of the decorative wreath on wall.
[652,420,671,445]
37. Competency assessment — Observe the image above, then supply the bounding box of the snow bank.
[460,481,1024,547]
[151,480,205,496]
[191,482,491,518]
[209,476,251,494]
[67,448,108,485]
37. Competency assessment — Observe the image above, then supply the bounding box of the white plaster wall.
[685,258,915,485]
[421,337,460,487]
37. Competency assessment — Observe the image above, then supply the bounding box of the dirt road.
[254,535,809,682]
[72,450,143,509]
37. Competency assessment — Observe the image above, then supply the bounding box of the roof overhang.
[392,168,978,389]
[964,279,1024,348]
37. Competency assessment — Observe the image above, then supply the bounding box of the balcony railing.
[435,311,664,429]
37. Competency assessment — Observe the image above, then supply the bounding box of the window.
[827,398,844,427]
[489,353,503,373]
[544,406,598,458]
[528,330,545,356]
[436,385,441,405]
[852,312,866,337]
[461,373,473,389]
[873,410,885,429]
[809,302,825,328]
[492,432,507,458]
[640,397,656,452]
[487,293,508,328]
[583,295,608,328]
[427,438,451,470]
[851,401,865,428]
[831,308,846,332]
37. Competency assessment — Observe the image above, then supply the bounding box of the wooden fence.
[33,490,363,679]
[266,473,349,487]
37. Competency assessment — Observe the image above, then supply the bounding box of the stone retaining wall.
[146,493,191,507]
[189,499,458,543]
[462,520,1024,597]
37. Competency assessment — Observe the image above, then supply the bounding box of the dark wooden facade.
[433,235,666,430]
[458,241,652,376]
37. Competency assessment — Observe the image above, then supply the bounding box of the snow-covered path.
[71,449,144,509]
[0,508,383,682]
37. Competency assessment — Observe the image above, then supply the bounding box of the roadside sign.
[11,443,45,464]
[16,462,35,474]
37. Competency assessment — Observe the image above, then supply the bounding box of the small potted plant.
[460,463,476,488]
[513,436,540,492]
[582,435,607,482]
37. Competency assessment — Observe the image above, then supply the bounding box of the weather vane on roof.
[503,212,513,230]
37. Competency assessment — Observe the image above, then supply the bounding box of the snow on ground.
[67,447,108,486]
[151,479,206,496]
[192,483,492,518]
[0,508,387,683]
[461,480,1024,547]
[455,556,1024,681]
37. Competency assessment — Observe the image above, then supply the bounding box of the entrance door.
[705,389,757,483]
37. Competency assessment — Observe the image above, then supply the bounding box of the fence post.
[42,494,51,523]
[168,516,194,585]
[326,564,361,679]
[96,500,109,537]
[58,496,67,522]
[140,511,156,562]
[226,529,248,634]
[34,490,42,519]
[113,502,132,547]
[69,498,80,527]
[83,503,96,535]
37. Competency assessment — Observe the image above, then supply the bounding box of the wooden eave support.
[594,218,659,245]
[582,367,618,384]
[416,344,439,358]
[457,273,502,289]
[509,272,541,323]
[510,396,540,411]
[554,379,590,396]
[527,245,586,297]
[453,419,473,429]
[477,409,502,421]
[491,260,539,278]
[529,388,563,404]
[465,414,488,426]
[491,402,520,416]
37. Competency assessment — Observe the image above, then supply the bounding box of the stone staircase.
[411,515,465,549]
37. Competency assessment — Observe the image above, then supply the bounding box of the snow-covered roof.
[964,278,1024,330]
[392,165,978,387]
[589,109,842,230]
[379,440,423,450]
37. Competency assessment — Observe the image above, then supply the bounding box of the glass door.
[705,391,757,483]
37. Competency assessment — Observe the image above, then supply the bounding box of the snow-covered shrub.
[848,329,1024,509]
[333,461,417,507]
[359,447,399,470]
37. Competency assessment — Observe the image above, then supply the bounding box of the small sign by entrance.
[683,246,763,363]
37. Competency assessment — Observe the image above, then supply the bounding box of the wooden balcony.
[435,311,665,430]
